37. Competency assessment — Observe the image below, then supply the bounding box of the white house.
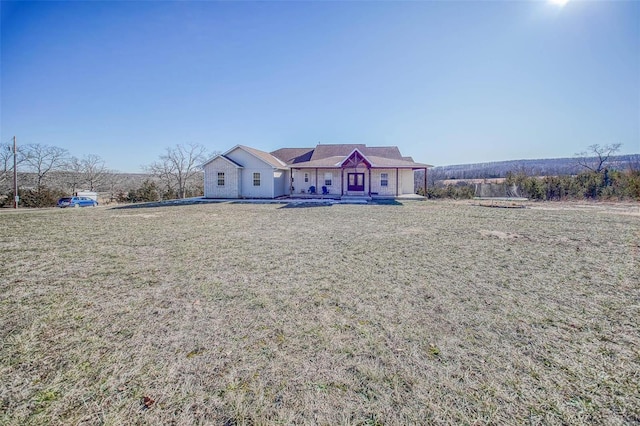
[203,144,431,199]
[203,145,289,199]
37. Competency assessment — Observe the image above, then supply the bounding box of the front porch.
[287,148,429,199]
[282,193,426,203]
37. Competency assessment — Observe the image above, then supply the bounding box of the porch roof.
[288,155,431,169]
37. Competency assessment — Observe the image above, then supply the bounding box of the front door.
[347,173,365,191]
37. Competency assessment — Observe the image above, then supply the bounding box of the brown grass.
[1,201,639,425]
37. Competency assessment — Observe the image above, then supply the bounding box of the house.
[203,144,431,199]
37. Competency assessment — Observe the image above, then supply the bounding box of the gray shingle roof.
[306,144,407,161]
[270,148,314,164]
[365,146,404,160]
[213,144,430,169]
[281,144,430,168]
[237,145,288,168]
[310,144,367,161]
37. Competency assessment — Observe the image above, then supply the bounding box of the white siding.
[292,167,415,196]
[204,157,240,198]
[401,169,414,194]
[369,169,415,195]
[370,169,397,196]
[318,168,341,195]
[273,170,288,197]
[226,148,275,198]
[291,169,320,194]
[291,169,342,195]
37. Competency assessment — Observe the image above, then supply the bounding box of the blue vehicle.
[57,196,98,208]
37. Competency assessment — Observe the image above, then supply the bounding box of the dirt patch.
[111,213,159,219]
[479,229,526,240]
[528,201,640,215]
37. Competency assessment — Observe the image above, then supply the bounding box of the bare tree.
[102,170,124,203]
[428,167,446,187]
[64,156,84,194]
[576,143,622,173]
[145,143,208,199]
[625,154,640,172]
[81,154,107,191]
[0,141,14,191]
[61,154,108,193]
[21,144,69,189]
[146,157,177,198]
[0,141,30,192]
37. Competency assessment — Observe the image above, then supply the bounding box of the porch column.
[368,168,371,196]
[341,168,344,196]
[424,167,427,197]
[396,168,399,196]
[290,169,294,196]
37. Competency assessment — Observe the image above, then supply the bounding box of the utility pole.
[13,136,18,209]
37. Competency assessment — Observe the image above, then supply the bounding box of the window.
[304,173,309,183]
[253,172,261,186]
[380,173,388,187]
[217,172,225,186]
[324,172,332,186]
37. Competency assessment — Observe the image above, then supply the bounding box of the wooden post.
[424,167,427,197]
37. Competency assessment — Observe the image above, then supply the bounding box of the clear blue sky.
[2,0,638,172]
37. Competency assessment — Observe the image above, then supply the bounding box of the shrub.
[127,180,160,203]
[9,187,67,208]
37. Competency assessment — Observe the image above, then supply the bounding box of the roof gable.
[202,154,243,168]
[338,148,373,168]
[225,145,288,169]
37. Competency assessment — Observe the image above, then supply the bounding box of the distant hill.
[6,172,156,192]
[416,154,640,184]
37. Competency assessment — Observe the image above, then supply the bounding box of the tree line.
[417,144,640,201]
[0,141,211,207]
[425,146,638,182]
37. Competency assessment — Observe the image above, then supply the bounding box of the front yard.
[1,201,638,424]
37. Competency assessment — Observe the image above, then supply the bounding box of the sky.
[1,0,639,172]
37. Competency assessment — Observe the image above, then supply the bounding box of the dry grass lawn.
[1,200,639,425]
